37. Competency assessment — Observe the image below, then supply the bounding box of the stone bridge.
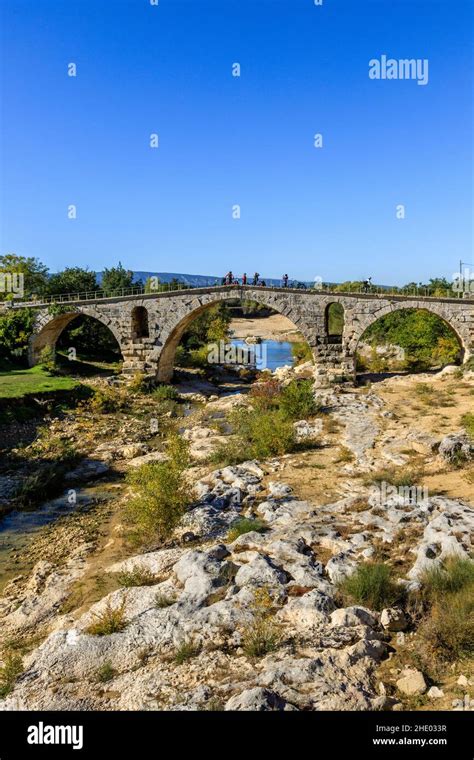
[18,285,474,386]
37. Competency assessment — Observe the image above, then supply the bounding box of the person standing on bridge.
[242,273,247,285]
[253,272,259,286]
[282,273,289,288]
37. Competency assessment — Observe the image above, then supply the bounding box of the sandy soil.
[230,314,303,342]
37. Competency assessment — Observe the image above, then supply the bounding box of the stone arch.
[349,302,468,374]
[155,290,318,382]
[131,306,149,339]
[29,307,124,366]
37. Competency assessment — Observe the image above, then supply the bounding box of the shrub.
[174,640,201,664]
[336,446,355,463]
[419,586,474,661]
[127,372,152,394]
[228,407,296,461]
[242,587,281,658]
[364,466,424,490]
[84,386,128,414]
[249,378,282,410]
[416,556,474,610]
[227,517,266,542]
[0,651,23,698]
[337,562,402,611]
[85,600,128,636]
[38,345,57,375]
[96,661,116,683]
[116,568,161,587]
[280,379,319,420]
[125,434,194,542]
[461,412,474,440]
[291,341,313,366]
[153,384,179,402]
[155,593,175,609]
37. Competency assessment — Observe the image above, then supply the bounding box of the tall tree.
[0,254,49,299]
[101,263,135,294]
[47,267,97,296]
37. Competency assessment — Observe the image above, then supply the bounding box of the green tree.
[0,254,49,300]
[47,267,97,296]
[0,308,36,363]
[182,304,231,350]
[101,263,135,295]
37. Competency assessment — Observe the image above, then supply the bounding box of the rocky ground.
[0,363,473,712]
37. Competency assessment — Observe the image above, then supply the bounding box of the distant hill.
[96,271,315,288]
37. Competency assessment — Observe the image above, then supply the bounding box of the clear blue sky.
[0,0,472,284]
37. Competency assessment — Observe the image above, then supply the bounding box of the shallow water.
[0,483,115,588]
[231,339,294,371]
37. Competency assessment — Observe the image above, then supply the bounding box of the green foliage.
[291,341,313,365]
[249,378,282,410]
[337,562,402,611]
[56,314,121,360]
[327,302,344,334]
[418,556,474,604]
[0,254,49,299]
[125,434,194,543]
[461,413,474,440]
[153,384,180,401]
[85,600,128,636]
[174,640,201,664]
[227,517,266,542]
[419,587,473,661]
[280,379,319,420]
[101,263,135,295]
[116,568,161,587]
[84,386,129,414]
[47,267,97,296]
[38,345,57,375]
[0,307,36,362]
[155,593,175,609]
[362,309,461,370]
[0,651,23,697]
[0,365,80,400]
[242,587,281,658]
[180,304,231,351]
[221,407,297,463]
[96,662,116,683]
[249,378,319,420]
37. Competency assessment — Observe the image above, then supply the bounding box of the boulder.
[330,606,378,629]
[277,589,336,628]
[438,432,473,463]
[234,553,287,588]
[396,669,427,697]
[380,607,409,632]
[225,687,292,711]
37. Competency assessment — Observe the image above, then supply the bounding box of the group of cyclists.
[221,272,291,288]
[220,273,374,292]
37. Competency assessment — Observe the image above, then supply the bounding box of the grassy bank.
[0,365,79,399]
